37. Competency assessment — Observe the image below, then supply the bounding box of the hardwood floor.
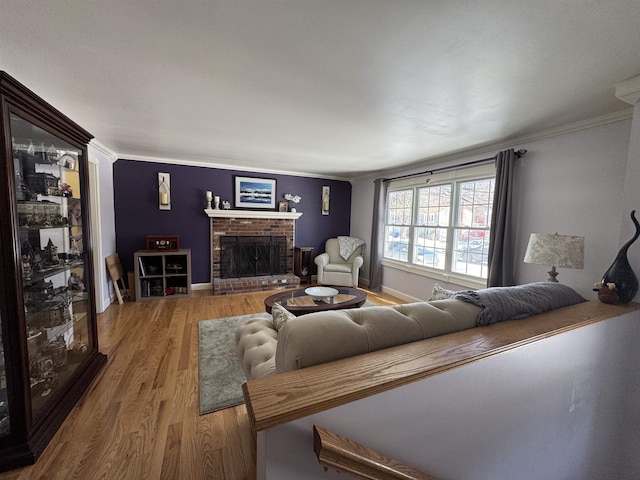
[0,288,402,480]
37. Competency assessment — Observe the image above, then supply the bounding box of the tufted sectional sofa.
[235,298,483,380]
[234,282,588,380]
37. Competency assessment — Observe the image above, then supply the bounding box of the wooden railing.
[313,425,438,480]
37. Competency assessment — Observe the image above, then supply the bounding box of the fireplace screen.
[220,236,287,278]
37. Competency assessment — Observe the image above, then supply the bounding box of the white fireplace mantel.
[204,209,303,220]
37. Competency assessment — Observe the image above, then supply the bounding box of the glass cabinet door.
[10,113,91,420]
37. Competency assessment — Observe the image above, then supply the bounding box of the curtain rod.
[383,148,527,183]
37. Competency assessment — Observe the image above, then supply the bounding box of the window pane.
[417,185,451,226]
[453,228,490,278]
[457,179,494,228]
[384,226,409,261]
[388,190,413,225]
[414,227,446,269]
[384,190,413,261]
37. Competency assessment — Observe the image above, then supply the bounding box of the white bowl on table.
[305,286,339,302]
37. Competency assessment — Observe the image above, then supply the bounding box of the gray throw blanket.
[337,236,365,260]
[454,282,586,326]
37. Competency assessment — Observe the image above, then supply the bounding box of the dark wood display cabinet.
[0,72,106,471]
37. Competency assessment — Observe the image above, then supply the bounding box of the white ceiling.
[2,1,640,178]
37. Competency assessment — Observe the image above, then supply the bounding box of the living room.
[1,3,638,311]
[2,1,640,479]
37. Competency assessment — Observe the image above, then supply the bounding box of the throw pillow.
[429,283,457,301]
[272,303,295,331]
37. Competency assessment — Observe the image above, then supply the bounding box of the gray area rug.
[198,312,270,415]
[198,300,377,415]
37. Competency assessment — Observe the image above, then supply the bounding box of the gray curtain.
[368,178,387,291]
[487,148,516,287]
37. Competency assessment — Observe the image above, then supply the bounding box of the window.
[383,166,495,282]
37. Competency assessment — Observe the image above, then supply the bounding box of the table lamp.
[523,233,584,282]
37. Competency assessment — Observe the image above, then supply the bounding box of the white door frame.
[88,157,107,313]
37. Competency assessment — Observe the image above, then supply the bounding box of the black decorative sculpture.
[601,210,640,304]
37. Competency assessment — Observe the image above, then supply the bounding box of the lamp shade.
[524,233,584,269]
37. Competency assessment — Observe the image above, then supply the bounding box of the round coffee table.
[264,286,368,316]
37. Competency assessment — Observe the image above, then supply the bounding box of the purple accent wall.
[113,159,352,283]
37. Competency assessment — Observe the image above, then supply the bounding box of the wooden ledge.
[243,301,640,432]
[204,209,302,219]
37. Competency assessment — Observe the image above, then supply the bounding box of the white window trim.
[383,163,495,288]
[381,257,488,289]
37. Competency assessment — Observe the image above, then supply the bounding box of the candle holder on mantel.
[205,191,212,210]
[214,195,220,210]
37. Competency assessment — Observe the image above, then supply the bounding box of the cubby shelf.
[134,249,192,301]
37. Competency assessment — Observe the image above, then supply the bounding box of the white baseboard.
[358,277,424,302]
[359,276,420,303]
[192,282,212,291]
[381,285,422,303]
[101,292,115,313]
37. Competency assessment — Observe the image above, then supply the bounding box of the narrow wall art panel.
[322,186,330,215]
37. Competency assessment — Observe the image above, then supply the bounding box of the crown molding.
[90,108,634,182]
[115,153,352,182]
[615,75,640,105]
[370,108,634,181]
[505,109,633,145]
[88,139,118,161]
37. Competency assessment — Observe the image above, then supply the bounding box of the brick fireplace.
[206,210,303,295]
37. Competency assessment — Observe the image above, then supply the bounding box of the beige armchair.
[314,238,364,287]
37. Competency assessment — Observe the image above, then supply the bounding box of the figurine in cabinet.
[68,198,81,226]
[22,240,43,272]
[45,238,59,264]
[46,144,58,163]
[21,253,32,280]
[60,182,73,197]
[67,272,85,291]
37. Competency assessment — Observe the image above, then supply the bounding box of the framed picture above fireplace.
[234,175,277,209]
